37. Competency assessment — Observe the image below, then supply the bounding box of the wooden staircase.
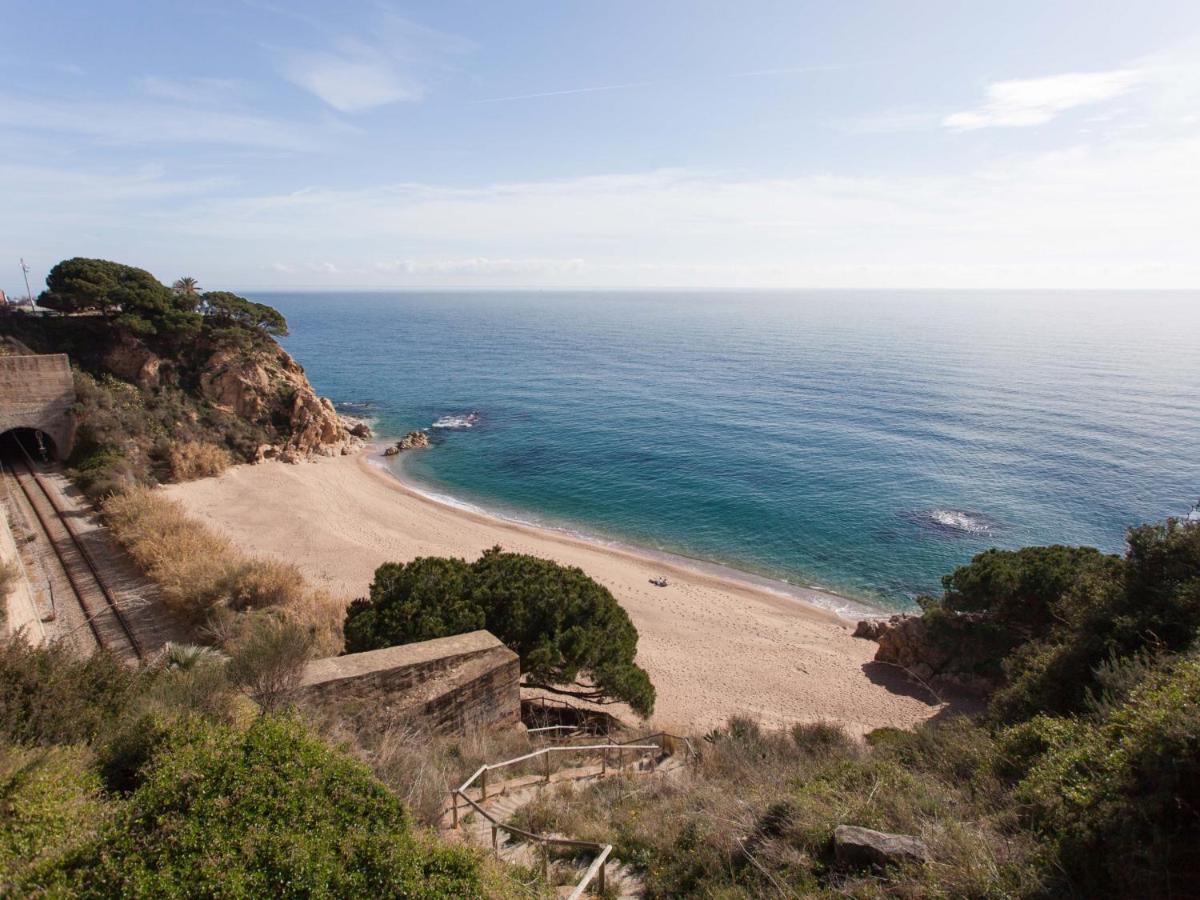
[440,735,693,898]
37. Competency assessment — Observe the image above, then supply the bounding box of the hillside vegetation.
[1,257,350,501]
[506,517,1200,898]
[0,638,532,898]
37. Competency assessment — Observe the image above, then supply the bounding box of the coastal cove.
[261,290,1200,610]
[164,450,940,733]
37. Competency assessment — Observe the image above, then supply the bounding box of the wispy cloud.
[280,39,424,111]
[98,127,1196,288]
[374,257,587,275]
[944,69,1144,130]
[7,129,1200,288]
[476,61,862,104]
[137,75,243,105]
[0,92,334,151]
[476,82,653,104]
[273,8,474,112]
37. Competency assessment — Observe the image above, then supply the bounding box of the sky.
[2,0,1200,292]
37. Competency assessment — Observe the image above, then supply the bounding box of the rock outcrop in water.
[384,431,430,456]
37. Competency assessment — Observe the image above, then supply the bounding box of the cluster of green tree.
[36,257,287,344]
[344,547,656,717]
[1,257,302,497]
[0,637,495,897]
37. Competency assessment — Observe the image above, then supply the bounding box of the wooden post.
[601,746,607,775]
[599,859,607,894]
[481,767,488,800]
[543,749,551,783]
[492,825,498,856]
[450,790,458,829]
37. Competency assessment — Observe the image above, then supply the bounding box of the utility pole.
[19,258,33,306]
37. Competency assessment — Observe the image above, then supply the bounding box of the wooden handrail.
[449,730,696,897]
[567,845,612,900]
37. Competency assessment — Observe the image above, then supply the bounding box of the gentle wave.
[431,412,480,429]
[923,509,996,535]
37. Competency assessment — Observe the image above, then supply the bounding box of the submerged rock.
[383,445,400,457]
[833,825,929,870]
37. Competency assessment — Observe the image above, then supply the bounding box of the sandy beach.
[164,451,940,734]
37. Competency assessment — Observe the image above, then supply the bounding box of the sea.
[254,290,1200,613]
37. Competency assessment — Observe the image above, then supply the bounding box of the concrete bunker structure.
[296,630,521,736]
[0,353,76,460]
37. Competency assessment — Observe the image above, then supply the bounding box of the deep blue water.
[255,290,1200,611]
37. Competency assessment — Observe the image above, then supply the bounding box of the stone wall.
[0,353,75,459]
[296,630,521,736]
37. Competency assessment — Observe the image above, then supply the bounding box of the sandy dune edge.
[163,452,939,734]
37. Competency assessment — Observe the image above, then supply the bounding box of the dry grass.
[309,714,537,827]
[511,715,1044,898]
[165,440,233,482]
[102,486,343,655]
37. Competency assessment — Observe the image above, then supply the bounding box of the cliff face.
[197,344,353,460]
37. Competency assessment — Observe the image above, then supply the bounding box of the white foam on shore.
[365,444,886,622]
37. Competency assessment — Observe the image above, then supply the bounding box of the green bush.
[226,615,313,711]
[0,744,110,891]
[1005,653,1200,896]
[345,547,656,716]
[0,637,138,747]
[42,715,483,898]
[914,521,1200,722]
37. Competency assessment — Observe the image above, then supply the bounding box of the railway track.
[1,439,143,662]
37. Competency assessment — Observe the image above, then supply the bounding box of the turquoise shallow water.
[256,290,1200,611]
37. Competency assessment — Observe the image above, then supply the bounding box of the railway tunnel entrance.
[0,353,76,461]
[0,427,57,466]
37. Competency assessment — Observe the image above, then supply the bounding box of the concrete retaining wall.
[297,630,521,736]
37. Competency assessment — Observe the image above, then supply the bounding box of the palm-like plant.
[172,276,200,296]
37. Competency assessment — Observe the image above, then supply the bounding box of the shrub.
[345,547,656,716]
[317,720,538,827]
[43,715,484,898]
[226,616,313,712]
[1007,653,1200,896]
[164,440,232,481]
[912,521,1200,723]
[102,487,343,653]
[0,637,138,747]
[0,745,110,892]
[228,557,309,611]
[103,486,240,618]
